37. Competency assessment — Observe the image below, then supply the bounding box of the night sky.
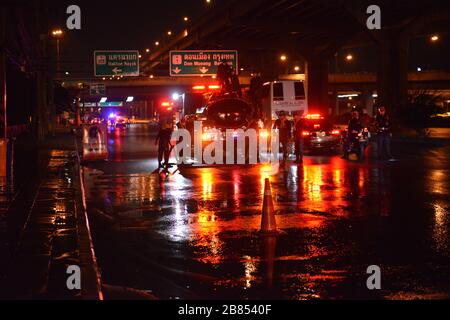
[47,0,450,78]
[48,0,210,77]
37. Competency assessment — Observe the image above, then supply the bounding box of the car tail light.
[332,130,340,135]
[305,114,323,120]
[302,131,311,136]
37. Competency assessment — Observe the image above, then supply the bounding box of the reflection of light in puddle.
[432,202,448,253]
[232,171,241,209]
[428,170,447,195]
[242,255,258,289]
[170,199,189,241]
[202,171,213,200]
[303,165,323,202]
[193,210,223,265]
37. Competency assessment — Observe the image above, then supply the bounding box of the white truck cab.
[262,80,308,120]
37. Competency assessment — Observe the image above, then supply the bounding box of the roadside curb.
[73,137,104,300]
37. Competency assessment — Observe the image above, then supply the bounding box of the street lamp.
[155,41,160,46]
[51,28,64,79]
[280,55,287,62]
[167,31,172,36]
[430,35,439,42]
[345,54,354,62]
[183,16,189,22]
[294,66,300,72]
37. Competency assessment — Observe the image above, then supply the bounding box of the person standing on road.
[250,73,263,114]
[231,70,242,98]
[375,106,394,161]
[293,112,304,164]
[155,121,174,169]
[273,111,292,160]
[217,62,232,94]
[176,116,188,159]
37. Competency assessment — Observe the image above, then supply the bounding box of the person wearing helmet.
[342,110,362,159]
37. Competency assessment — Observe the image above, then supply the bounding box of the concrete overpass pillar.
[377,30,409,112]
[305,53,329,115]
[362,89,374,116]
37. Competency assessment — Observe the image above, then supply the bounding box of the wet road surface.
[82,124,449,300]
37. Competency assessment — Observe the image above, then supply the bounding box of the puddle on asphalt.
[82,149,450,299]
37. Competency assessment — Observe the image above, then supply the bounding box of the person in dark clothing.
[375,106,393,160]
[231,71,242,98]
[249,73,263,114]
[343,111,363,159]
[293,113,304,164]
[176,117,187,159]
[155,121,174,169]
[217,62,232,94]
[273,111,292,160]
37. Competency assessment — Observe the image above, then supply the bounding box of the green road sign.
[94,51,139,77]
[89,83,106,95]
[99,101,123,107]
[170,50,238,76]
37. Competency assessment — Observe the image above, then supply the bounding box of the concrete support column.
[361,89,374,116]
[377,30,409,112]
[331,91,339,117]
[144,100,148,119]
[1,7,7,140]
[305,53,329,114]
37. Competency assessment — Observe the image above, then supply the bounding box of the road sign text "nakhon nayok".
[170,50,238,76]
[94,51,139,77]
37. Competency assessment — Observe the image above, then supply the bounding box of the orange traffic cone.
[261,178,277,234]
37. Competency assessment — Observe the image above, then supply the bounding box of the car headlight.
[259,130,270,138]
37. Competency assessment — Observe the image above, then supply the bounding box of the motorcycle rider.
[375,106,393,161]
[342,110,363,159]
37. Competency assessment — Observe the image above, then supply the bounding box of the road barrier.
[82,124,108,161]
